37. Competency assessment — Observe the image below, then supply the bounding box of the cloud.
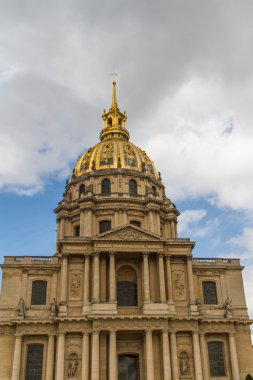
[0,0,253,206]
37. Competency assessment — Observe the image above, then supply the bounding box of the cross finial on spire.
[111,73,118,108]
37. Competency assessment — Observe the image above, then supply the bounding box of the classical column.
[83,255,90,304]
[109,330,117,380]
[165,255,173,303]
[56,333,65,380]
[11,335,22,380]
[229,333,240,380]
[143,253,151,302]
[170,332,179,380]
[82,333,89,380]
[80,209,85,237]
[162,331,172,380]
[145,330,154,380]
[187,257,195,304]
[170,220,175,238]
[192,332,203,380]
[114,211,119,228]
[59,217,65,239]
[46,335,55,380]
[158,254,166,302]
[92,253,100,302]
[87,208,93,236]
[109,253,116,303]
[60,256,68,303]
[91,331,100,380]
[199,334,209,380]
[149,211,154,233]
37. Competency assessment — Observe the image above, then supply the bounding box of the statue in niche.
[67,354,79,377]
[71,273,81,296]
[17,297,26,317]
[224,296,232,317]
[180,352,189,375]
[50,298,58,316]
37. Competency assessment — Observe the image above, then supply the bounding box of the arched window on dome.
[117,266,138,307]
[99,220,111,234]
[108,117,112,126]
[152,185,156,195]
[101,178,111,195]
[73,225,80,237]
[79,184,85,197]
[129,179,137,196]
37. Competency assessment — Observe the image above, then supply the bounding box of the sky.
[0,0,253,321]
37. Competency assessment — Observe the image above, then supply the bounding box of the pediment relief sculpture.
[96,225,162,241]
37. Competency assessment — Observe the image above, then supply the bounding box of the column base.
[190,304,199,316]
[58,302,68,317]
[82,303,92,315]
[143,301,169,315]
[92,302,117,315]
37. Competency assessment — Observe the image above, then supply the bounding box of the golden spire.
[111,80,118,110]
[100,79,129,142]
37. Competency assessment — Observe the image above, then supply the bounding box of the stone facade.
[0,82,253,379]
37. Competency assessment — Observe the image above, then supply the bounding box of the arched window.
[108,117,112,126]
[74,225,80,237]
[79,184,85,197]
[207,341,225,376]
[129,179,137,196]
[117,266,137,306]
[99,220,111,234]
[31,280,47,305]
[101,178,111,195]
[202,281,218,304]
[152,185,156,195]
[130,220,141,227]
[25,344,44,380]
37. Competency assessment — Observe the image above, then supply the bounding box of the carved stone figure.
[180,356,189,375]
[71,273,81,296]
[67,356,78,377]
[195,297,201,312]
[17,297,26,317]
[175,277,185,297]
[50,298,58,316]
[224,297,232,317]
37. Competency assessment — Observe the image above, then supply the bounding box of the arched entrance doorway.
[118,354,139,380]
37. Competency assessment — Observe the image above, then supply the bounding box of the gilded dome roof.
[73,81,159,180]
[74,139,158,179]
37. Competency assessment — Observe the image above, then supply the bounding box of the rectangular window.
[25,344,44,380]
[202,281,218,304]
[31,281,47,305]
[208,341,225,377]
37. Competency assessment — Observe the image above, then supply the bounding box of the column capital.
[82,332,90,337]
[161,329,169,334]
[158,253,164,258]
[84,254,91,259]
[165,254,172,259]
[109,251,115,257]
[145,329,153,334]
[93,252,100,257]
[143,252,149,257]
[62,253,69,258]
[92,330,100,335]
[14,334,23,338]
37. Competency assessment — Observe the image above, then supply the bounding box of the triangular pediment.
[95,224,164,241]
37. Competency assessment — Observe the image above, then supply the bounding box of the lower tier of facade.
[0,318,253,380]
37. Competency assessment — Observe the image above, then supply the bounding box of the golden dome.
[73,81,159,180]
